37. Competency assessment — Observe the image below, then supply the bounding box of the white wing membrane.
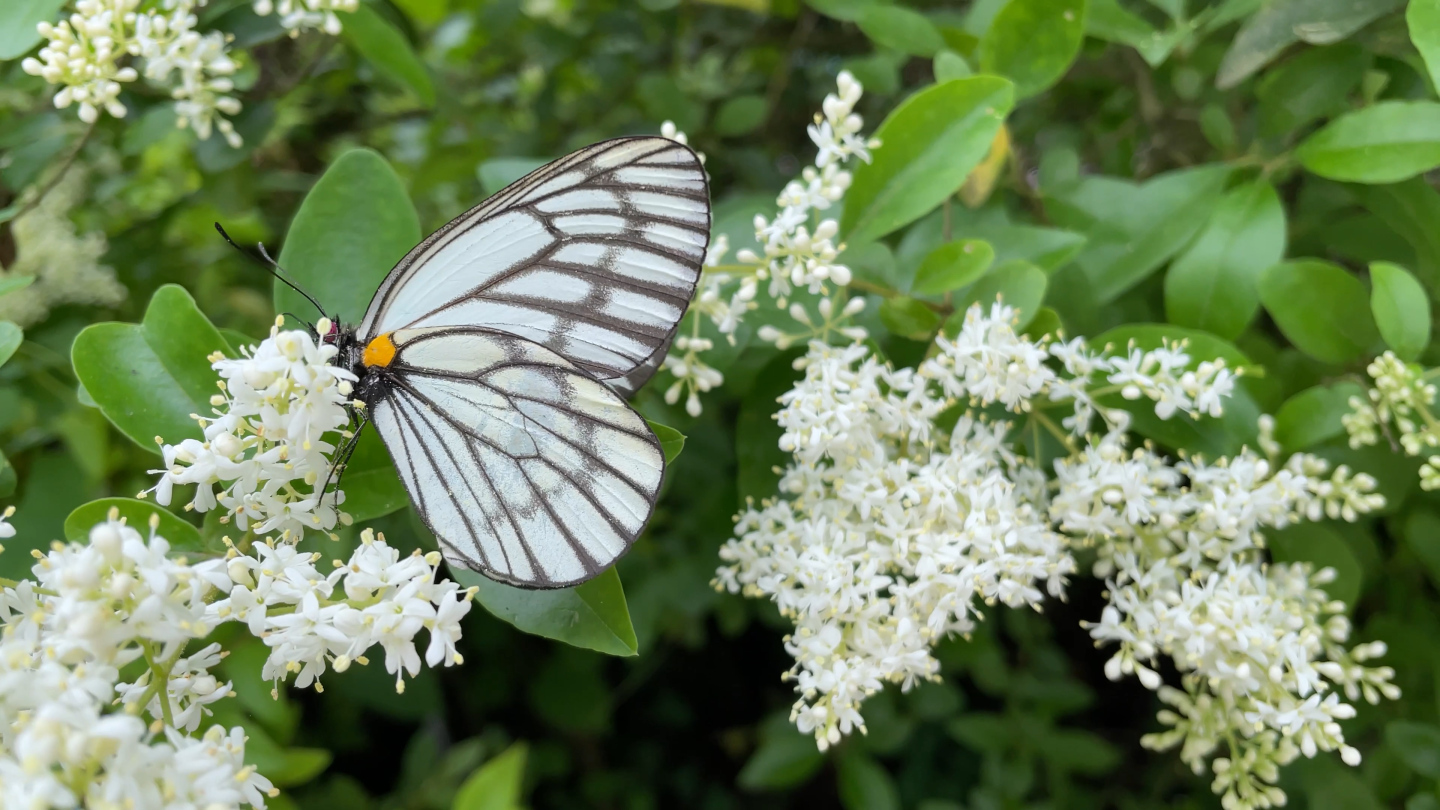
[358,137,710,392]
[370,328,664,588]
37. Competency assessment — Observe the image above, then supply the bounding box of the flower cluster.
[718,303,1395,807]
[1066,423,1391,809]
[144,317,356,542]
[1344,351,1440,488]
[657,71,876,416]
[737,70,873,303]
[0,514,274,809]
[0,170,124,328]
[0,509,475,807]
[211,529,474,694]
[21,0,353,144]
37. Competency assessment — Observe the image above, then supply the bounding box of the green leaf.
[340,429,409,523]
[1046,164,1230,304]
[1297,102,1440,184]
[0,449,14,499]
[1411,0,1440,93]
[803,0,876,22]
[1164,180,1286,340]
[342,4,436,106]
[1256,43,1370,138]
[1273,383,1366,453]
[1086,0,1180,66]
[1303,763,1385,810]
[452,566,639,657]
[0,0,66,60]
[1268,522,1364,606]
[1259,260,1382,364]
[714,95,768,137]
[879,297,943,340]
[72,285,232,452]
[277,149,421,325]
[1370,262,1431,361]
[842,77,1014,244]
[911,240,995,295]
[955,259,1048,329]
[1387,722,1440,779]
[979,0,1087,98]
[452,743,527,810]
[836,749,900,810]
[736,350,801,503]
[933,50,972,82]
[0,276,35,297]
[1353,179,1440,290]
[647,420,686,464]
[1402,509,1440,590]
[858,5,945,57]
[1217,0,1404,89]
[63,498,204,550]
[738,714,824,791]
[0,321,20,369]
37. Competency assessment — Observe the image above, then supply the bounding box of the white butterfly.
[331,137,710,589]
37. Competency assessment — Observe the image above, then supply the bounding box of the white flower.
[144,317,356,542]
[0,506,13,540]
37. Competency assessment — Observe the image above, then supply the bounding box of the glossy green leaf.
[277,149,421,325]
[1256,44,1369,138]
[1297,102,1440,184]
[0,321,20,368]
[647,420,686,464]
[738,714,824,791]
[0,0,65,60]
[736,350,801,503]
[1259,260,1382,364]
[1387,722,1440,779]
[1164,180,1286,340]
[1023,306,1063,340]
[879,296,943,340]
[342,4,436,106]
[911,240,994,295]
[1267,522,1363,606]
[836,749,900,810]
[1046,164,1230,304]
[340,429,408,523]
[858,5,944,57]
[1370,262,1431,361]
[1353,179,1440,290]
[1403,509,1440,590]
[933,50,972,81]
[842,77,1014,244]
[452,743,527,810]
[72,285,232,452]
[0,276,34,297]
[956,259,1048,328]
[1217,0,1404,89]
[1273,383,1366,453]
[63,498,204,549]
[453,566,639,657]
[803,0,875,22]
[1412,0,1440,92]
[979,0,1087,98]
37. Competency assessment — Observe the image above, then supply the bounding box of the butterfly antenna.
[213,222,328,317]
[322,415,367,501]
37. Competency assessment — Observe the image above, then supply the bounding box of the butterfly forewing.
[372,328,665,588]
[357,137,710,393]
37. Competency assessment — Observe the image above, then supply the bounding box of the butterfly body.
[329,137,710,590]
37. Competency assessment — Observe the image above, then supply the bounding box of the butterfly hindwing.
[358,137,709,394]
[369,327,664,588]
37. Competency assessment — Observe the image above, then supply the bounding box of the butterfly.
[321,137,710,590]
